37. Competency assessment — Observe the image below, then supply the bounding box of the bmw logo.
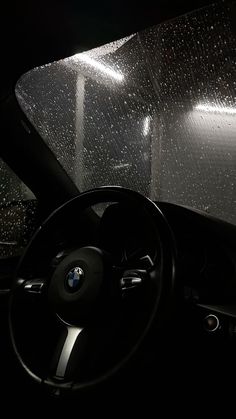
[66,267,84,292]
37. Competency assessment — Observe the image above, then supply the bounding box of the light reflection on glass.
[72,53,124,82]
[143,116,150,136]
[196,104,236,115]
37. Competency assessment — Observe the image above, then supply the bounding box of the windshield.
[15,2,236,225]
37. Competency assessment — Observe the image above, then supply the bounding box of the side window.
[0,159,38,259]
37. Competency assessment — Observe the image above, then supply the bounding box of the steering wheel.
[9,187,176,395]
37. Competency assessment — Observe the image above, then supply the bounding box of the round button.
[204,314,220,332]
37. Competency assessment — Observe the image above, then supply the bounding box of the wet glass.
[15,2,236,225]
[0,159,37,258]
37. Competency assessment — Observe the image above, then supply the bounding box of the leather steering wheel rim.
[9,186,176,393]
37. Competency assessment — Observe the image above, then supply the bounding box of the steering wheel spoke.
[119,269,147,293]
[50,324,85,380]
[23,278,46,295]
[114,253,158,298]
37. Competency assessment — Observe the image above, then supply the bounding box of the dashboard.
[158,202,236,339]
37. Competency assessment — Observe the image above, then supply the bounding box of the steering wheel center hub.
[48,246,104,324]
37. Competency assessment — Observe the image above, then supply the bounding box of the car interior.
[0,0,236,410]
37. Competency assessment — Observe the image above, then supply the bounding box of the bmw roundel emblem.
[66,267,84,292]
